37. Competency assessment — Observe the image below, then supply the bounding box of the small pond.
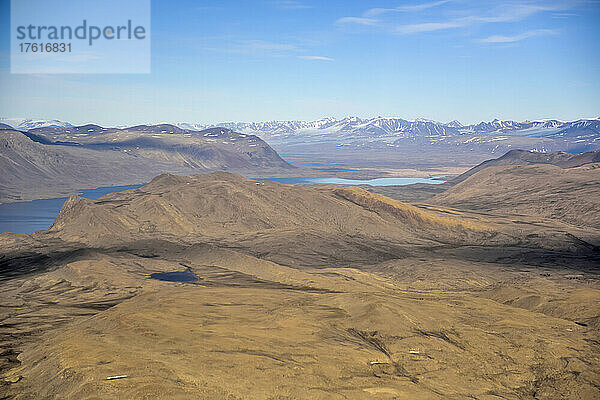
[149,269,199,282]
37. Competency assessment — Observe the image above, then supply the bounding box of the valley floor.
[1,243,599,399]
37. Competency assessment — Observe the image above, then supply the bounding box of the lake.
[0,184,143,235]
[150,269,199,283]
[257,176,445,186]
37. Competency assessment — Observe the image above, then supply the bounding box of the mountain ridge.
[0,126,293,203]
[4,116,599,139]
[451,149,600,183]
[182,116,600,139]
[39,171,593,260]
[6,117,598,158]
[431,162,600,229]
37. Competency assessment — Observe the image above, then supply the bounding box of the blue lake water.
[150,269,199,282]
[0,184,143,235]
[257,177,446,186]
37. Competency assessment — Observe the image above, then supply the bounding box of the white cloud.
[338,1,576,36]
[395,3,569,34]
[335,17,379,26]
[476,3,563,23]
[206,39,333,62]
[478,29,557,43]
[365,1,452,16]
[298,55,334,61]
[396,20,465,34]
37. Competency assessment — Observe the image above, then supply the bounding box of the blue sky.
[0,0,599,125]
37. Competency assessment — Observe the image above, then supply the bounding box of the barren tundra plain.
[1,164,600,399]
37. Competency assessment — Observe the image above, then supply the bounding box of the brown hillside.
[431,163,600,228]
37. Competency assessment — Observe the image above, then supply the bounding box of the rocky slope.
[372,149,600,220]
[431,162,600,229]
[422,150,600,228]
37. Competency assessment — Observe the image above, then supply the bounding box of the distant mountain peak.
[0,118,73,131]
[446,120,463,128]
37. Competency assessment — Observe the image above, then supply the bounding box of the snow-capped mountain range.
[177,117,600,155]
[177,116,600,139]
[3,115,598,159]
[2,116,599,141]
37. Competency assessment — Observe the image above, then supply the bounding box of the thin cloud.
[395,3,568,34]
[196,6,222,11]
[206,39,333,61]
[273,1,311,10]
[551,12,578,18]
[396,20,465,34]
[213,40,299,56]
[243,41,298,52]
[335,17,379,26]
[365,1,452,17]
[478,29,557,43]
[338,1,576,36]
[477,3,564,23]
[298,55,334,61]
